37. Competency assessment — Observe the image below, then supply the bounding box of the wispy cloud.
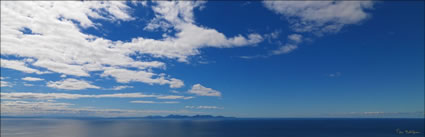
[263,1,374,34]
[185,106,224,109]
[1,100,199,117]
[170,90,180,94]
[242,1,375,58]
[47,78,100,90]
[156,95,194,100]
[329,72,342,77]
[1,92,194,100]
[241,33,303,58]
[131,100,180,104]
[23,83,35,87]
[326,111,425,118]
[22,77,44,81]
[0,77,12,87]
[1,81,12,87]
[108,85,134,90]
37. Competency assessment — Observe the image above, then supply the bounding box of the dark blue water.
[1,118,424,137]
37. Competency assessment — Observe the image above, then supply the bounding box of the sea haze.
[1,118,424,137]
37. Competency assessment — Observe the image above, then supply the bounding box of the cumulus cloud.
[22,77,44,81]
[101,68,184,88]
[1,92,194,100]
[130,100,179,104]
[188,84,221,97]
[1,59,49,74]
[0,1,177,88]
[123,1,264,62]
[1,1,263,89]
[46,78,100,90]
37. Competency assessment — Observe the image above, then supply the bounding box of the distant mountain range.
[1,115,236,119]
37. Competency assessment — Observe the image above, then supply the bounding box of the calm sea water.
[1,118,424,137]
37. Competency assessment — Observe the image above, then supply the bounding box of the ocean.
[1,118,424,137]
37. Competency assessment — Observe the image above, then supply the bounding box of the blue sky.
[1,1,423,118]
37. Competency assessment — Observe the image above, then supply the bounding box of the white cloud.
[245,1,374,57]
[1,1,263,89]
[1,81,12,87]
[1,101,73,115]
[1,92,90,100]
[131,1,148,7]
[185,106,195,109]
[1,59,48,74]
[46,78,100,90]
[244,33,303,57]
[271,34,303,55]
[156,95,194,100]
[185,106,223,109]
[22,77,44,81]
[24,58,35,63]
[288,34,302,43]
[130,100,179,104]
[188,84,221,97]
[329,72,341,77]
[32,60,89,76]
[262,1,374,56]
[0,77,12,87]
[109,85,133,90]
[128,1,264,62]
[263,1,374,34]
[170,90,180,94]
[1,100,199,117]
[1,92,194,100]
[265,30,281,40]
[272,44,298,55]
[326,111,425,118]
[101,68,184,88]
[0,1,175,87]
[23,83,35,87]
[93,93,156,98]
[182,96,195,100]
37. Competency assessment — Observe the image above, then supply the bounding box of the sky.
[0,1,424,118]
